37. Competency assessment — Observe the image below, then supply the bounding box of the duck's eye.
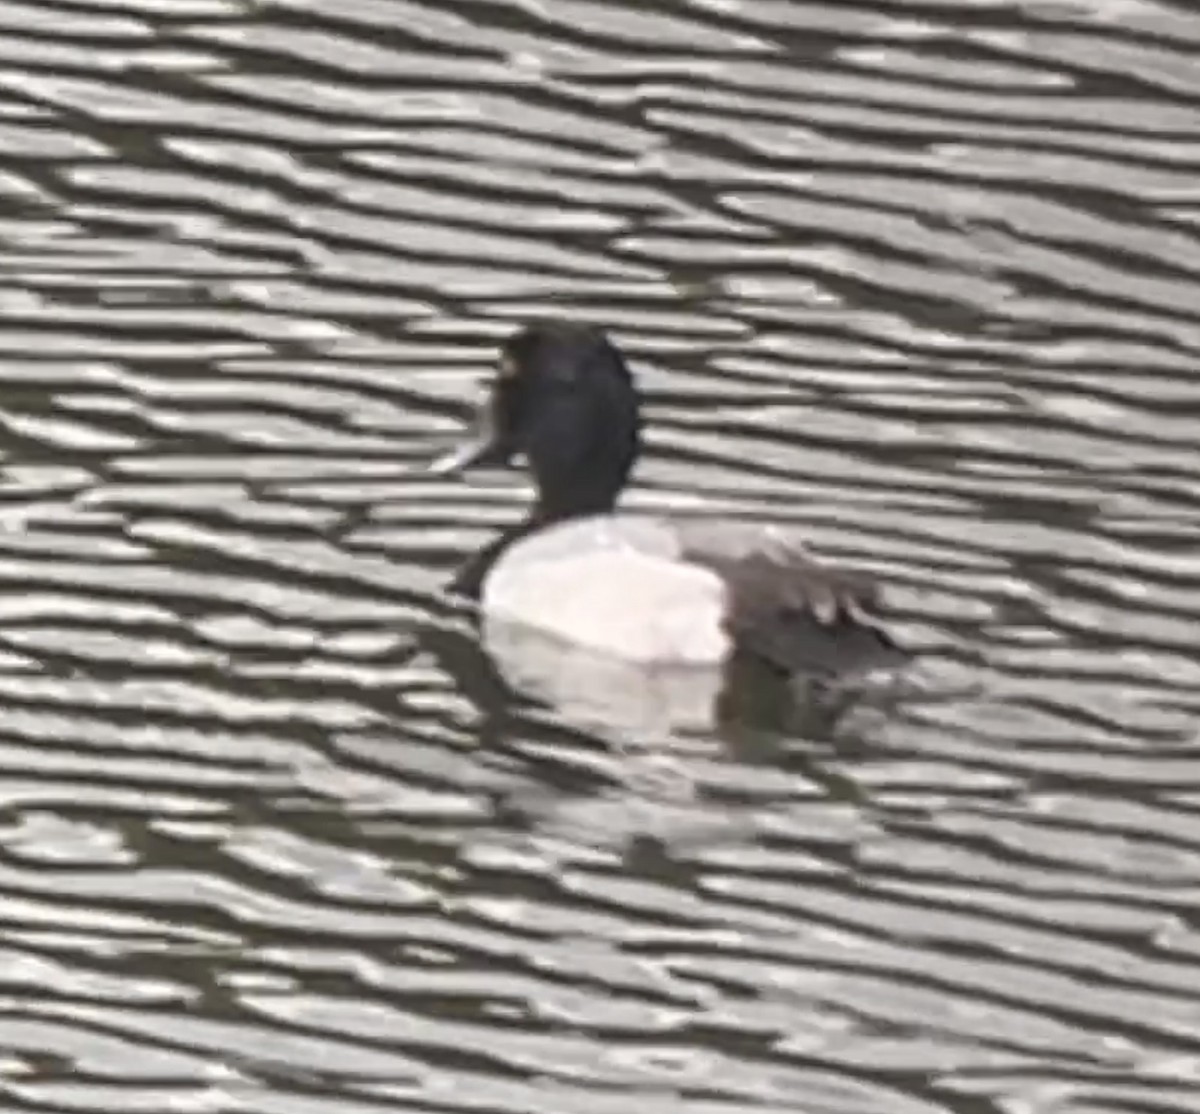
[491,373,518,405]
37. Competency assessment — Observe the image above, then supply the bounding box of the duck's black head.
[433,323,642,522]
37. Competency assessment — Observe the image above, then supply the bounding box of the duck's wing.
[673,520,902,678]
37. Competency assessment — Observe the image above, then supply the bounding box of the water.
[1,0,1199,1110]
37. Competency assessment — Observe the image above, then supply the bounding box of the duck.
[430,322,904,694]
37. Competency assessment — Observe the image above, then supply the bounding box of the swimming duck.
[431,322,902,684]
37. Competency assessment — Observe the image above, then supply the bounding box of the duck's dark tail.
[739,608,906,681]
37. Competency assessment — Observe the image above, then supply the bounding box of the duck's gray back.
[483,514,901,676]
[672,519,901,678]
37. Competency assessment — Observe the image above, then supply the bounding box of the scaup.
[431,322,903,685]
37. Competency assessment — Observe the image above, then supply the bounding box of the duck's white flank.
[482,516,729,665]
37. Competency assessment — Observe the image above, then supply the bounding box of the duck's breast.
[482,515,730,665]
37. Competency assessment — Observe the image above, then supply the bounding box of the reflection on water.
[1,0,1200,1111]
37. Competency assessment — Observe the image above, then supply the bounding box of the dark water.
[1,0,1200,1110]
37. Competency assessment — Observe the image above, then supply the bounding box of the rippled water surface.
[2,0,1200,1110]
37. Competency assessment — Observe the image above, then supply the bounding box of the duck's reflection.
[402,590,923,861]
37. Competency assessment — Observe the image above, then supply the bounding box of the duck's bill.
[428,435,505,476]
[428,405,512,476]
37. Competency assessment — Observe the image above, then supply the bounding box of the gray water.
[1,0,1200,1111]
